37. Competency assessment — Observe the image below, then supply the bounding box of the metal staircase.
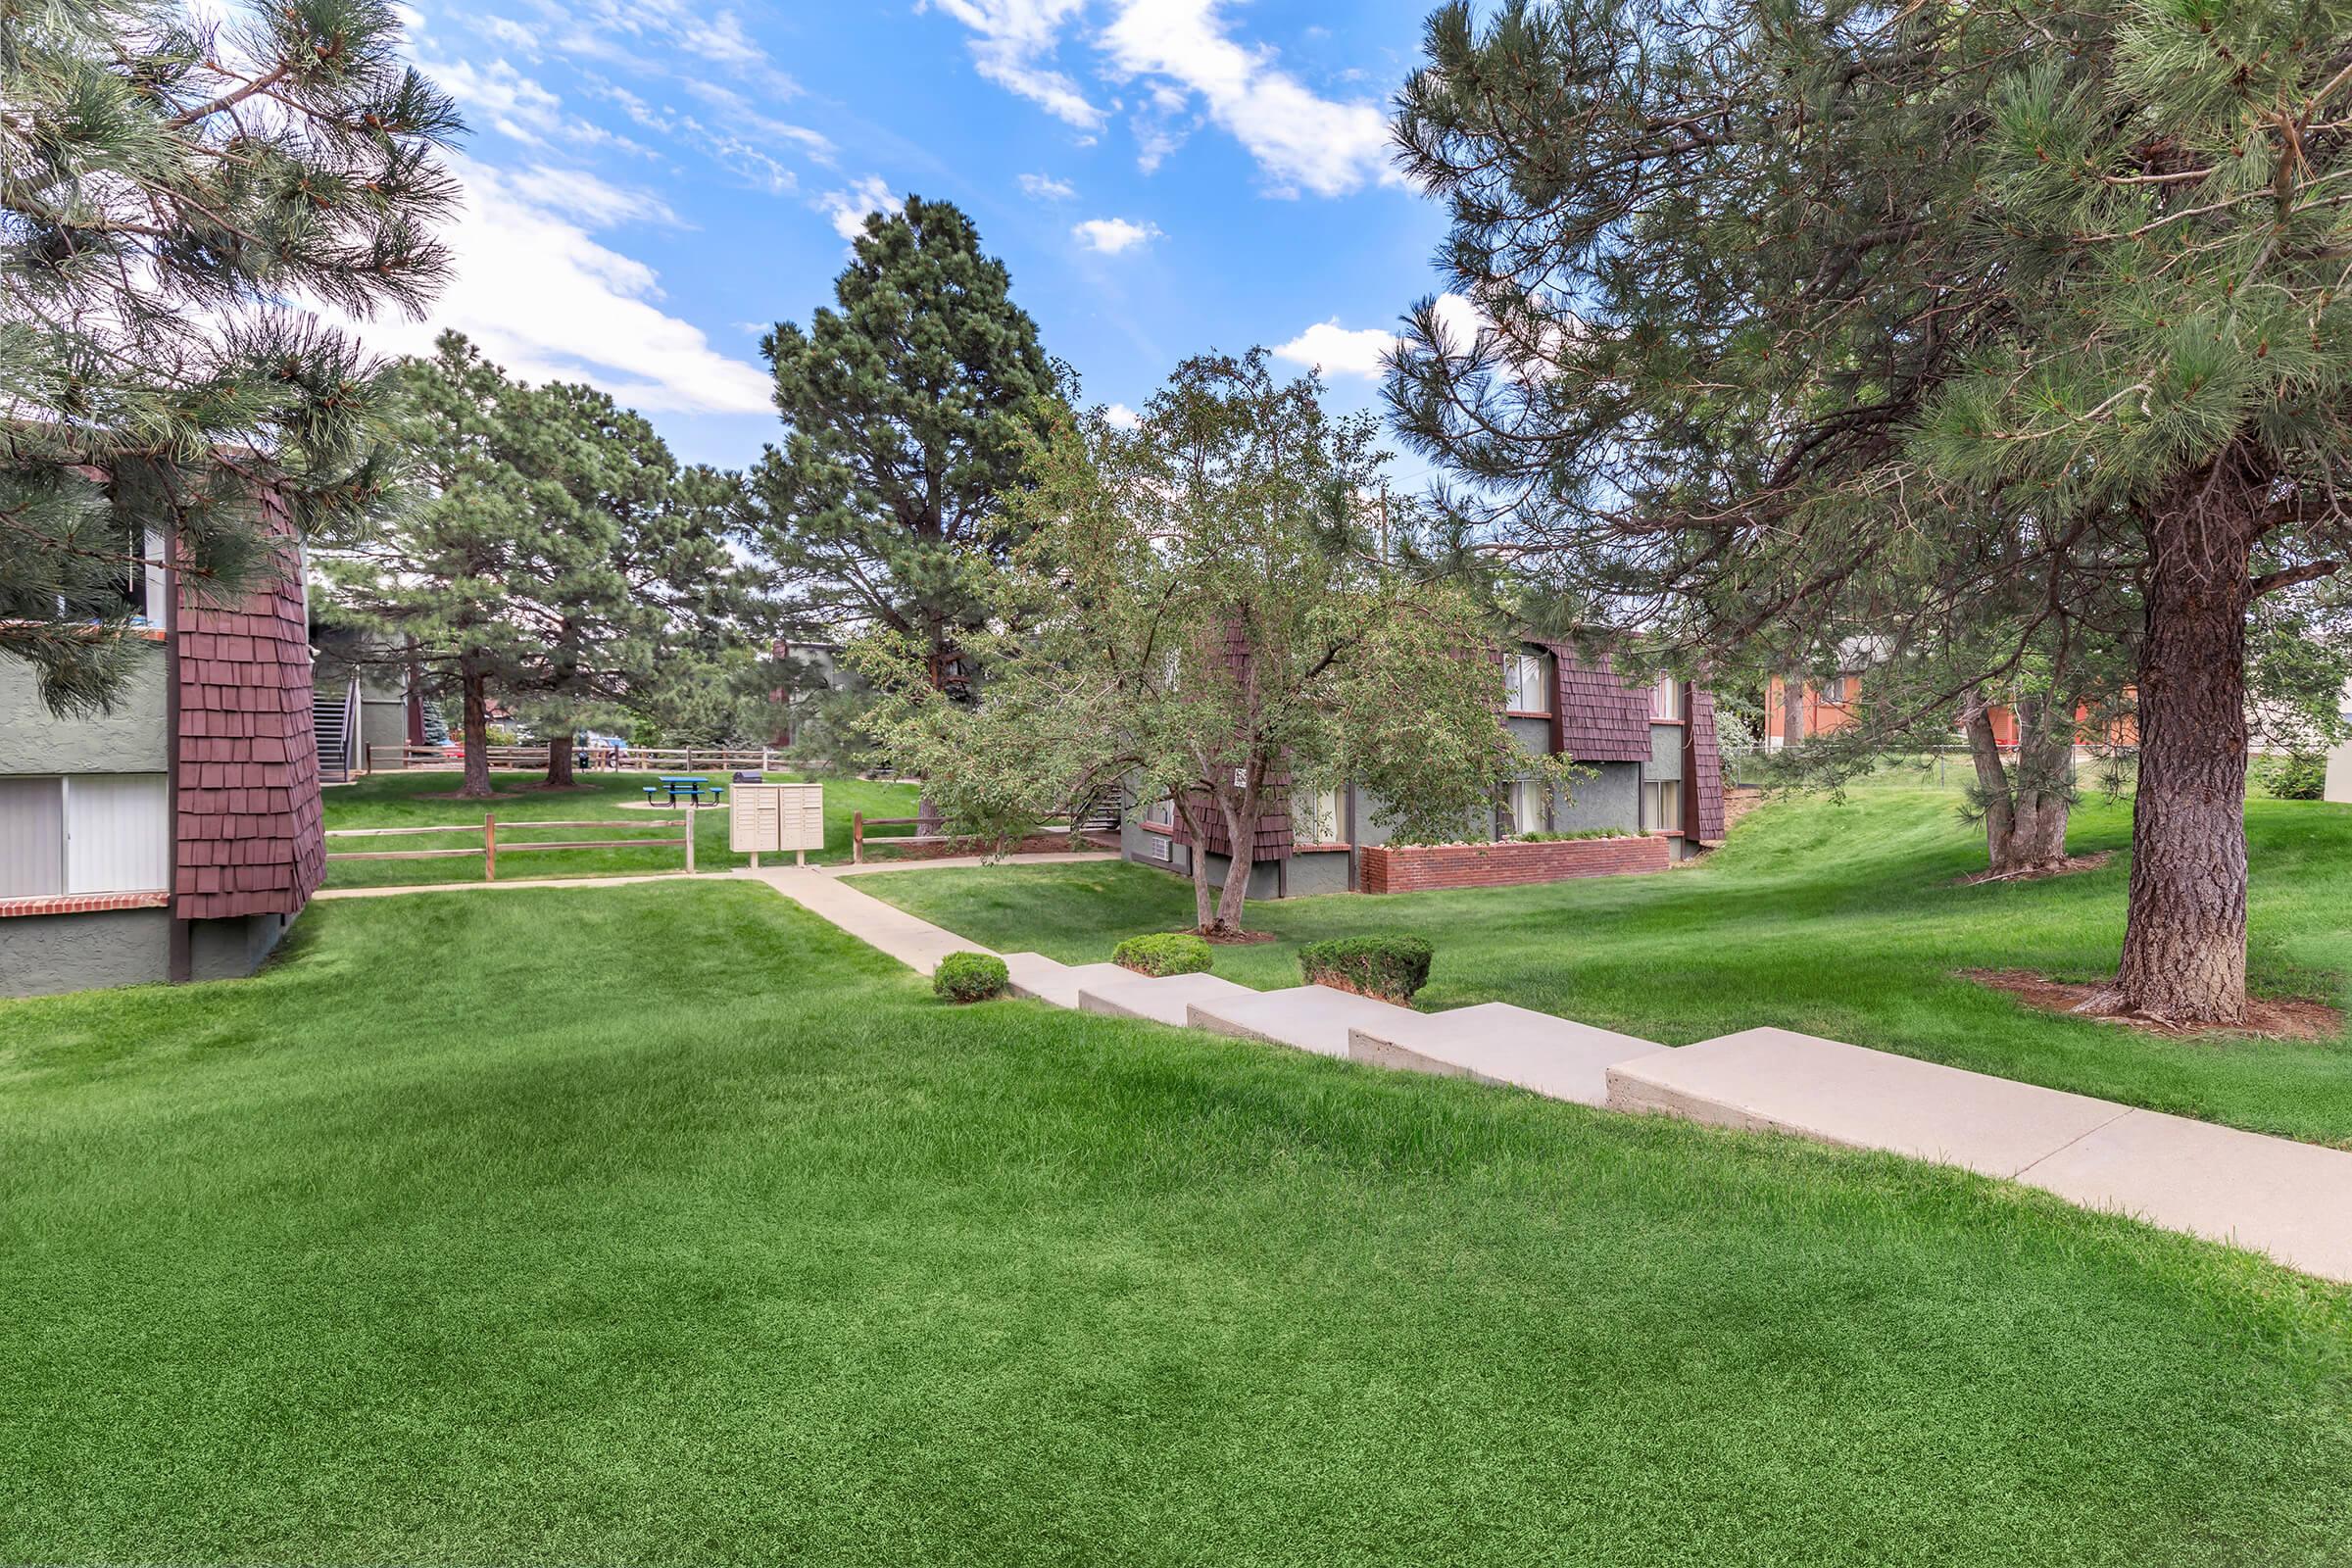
[312,676,358,783]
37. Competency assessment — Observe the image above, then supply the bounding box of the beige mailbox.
[730,783,825,867]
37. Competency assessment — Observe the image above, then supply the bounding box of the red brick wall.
[1358,835,1671,894]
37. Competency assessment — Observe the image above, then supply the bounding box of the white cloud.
[922,0,1105,129]
[478,15,540,56]
[1273,294,1486,381]
[1019,172,1077,200]
[343,158,771,416]
[822,176,903,240]
[1071,217,1161,254]
[1104,402,1142,429]
[503,165,677,226]
[1271,318,1397,380]
[426,56,642,155]
[1099,0,1399,197]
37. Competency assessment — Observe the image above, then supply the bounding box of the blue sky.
[363,0,1461,473]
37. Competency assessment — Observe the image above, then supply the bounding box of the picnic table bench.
[645,776,726,805]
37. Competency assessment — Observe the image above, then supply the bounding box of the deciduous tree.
[860,351,1553,937]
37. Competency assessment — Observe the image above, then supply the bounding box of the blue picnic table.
[645,775,726,806]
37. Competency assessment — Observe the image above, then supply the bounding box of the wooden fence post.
[484,813,497,882]
[853,811,863,865]
[684,799,697,875]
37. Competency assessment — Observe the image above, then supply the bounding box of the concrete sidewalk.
[735,868,2352,1286]
[1607,1029,2352,1283]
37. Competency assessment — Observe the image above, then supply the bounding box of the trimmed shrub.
[1516,828,1635,843]
[1112,932,1213,977]
[1300,934,1435,1004]
[933,951,1008,1004]
[2259,752,2329,801]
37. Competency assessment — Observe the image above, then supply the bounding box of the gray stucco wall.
[1551,760,1642,833]
[0,907,172,996]
[190,908,297,981]
[1647,722,1684,780]
[359,694,410,760]
[1,906,299,998]
[0,652,170,776]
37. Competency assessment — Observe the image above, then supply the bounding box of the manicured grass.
[858,791,2352,1147]
[319,768,921,886]
[2,881,2349,1563]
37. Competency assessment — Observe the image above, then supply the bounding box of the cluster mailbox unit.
[730,782,825,867]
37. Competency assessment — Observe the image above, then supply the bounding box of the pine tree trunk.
[2098,482,2257,1024]
[459,666,494,800]
[542,734,575,789]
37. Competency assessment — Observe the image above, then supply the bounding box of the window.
[1142,796,1176,831]
[1503,651,1551,713]
[1641,778,1684,834]
[1292,786,1343,845]
[1503,776,1549,836]
[1650,673,1685,722]
[0,775,172,897]
[1821,674,1851,705]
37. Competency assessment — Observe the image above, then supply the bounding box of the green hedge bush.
[2259,752,2330,801]
[933,951,1008,1004]
[1299,934,1435,1004]
[1112,932,1213,976]
[1515,828,1635,843]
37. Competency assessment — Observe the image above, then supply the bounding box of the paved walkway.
[740,868,2352,1285]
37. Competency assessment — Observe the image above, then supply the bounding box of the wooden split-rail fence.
[324,809,699,881]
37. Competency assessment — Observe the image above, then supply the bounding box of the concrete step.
[1347,1002,1662,1106]
[1077,971,1256,1027]
[1603,1026,2130,1180]
[1002,953,1134,1008]
[2016,1105,2352,1284]
[1187,985,1421,1058]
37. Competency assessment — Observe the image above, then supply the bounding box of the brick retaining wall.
[1359,835,1670,894]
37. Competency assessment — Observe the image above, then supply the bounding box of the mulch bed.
[1962,968,2344,1042]
[1954,852,2113,886]
[1196,927,1279,945]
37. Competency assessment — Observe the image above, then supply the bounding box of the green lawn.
[2,881,2348,1564]
[319,768,921,887]
[858,791,2352,1148]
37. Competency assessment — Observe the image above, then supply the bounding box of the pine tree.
[321,336,746,795]
[0,0,458,712]
[500,383,742,786]
[752,195,1058,824]
[320,335,539,799]
[1390,0,2352,1023]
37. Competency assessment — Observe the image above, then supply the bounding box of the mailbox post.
[729,782,824,867]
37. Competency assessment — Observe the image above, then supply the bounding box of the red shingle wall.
[1171,617,1295,861]
[1546,642,1652,761]
[1688,687,1727,843]
[1359,835,1670,894]
[174,509,323,920]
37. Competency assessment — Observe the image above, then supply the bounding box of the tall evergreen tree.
[321,335,539,798]
[322,335,745,795]
[1391,0,2352,1023]
[752,195,1058,824]
[0,0,458,711]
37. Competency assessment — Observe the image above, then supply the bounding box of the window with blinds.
[0,775,171,898]
[1641,779,1684,834]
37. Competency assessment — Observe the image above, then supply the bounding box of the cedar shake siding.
[1687,686,1728,845]
[173,526,324,921]
[1,490,322,997]
[1548,642,1653,762]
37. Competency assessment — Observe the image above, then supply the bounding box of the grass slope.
[319,770,921,887]
[3,882,2350,1564]
[858,791,2352,1147]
